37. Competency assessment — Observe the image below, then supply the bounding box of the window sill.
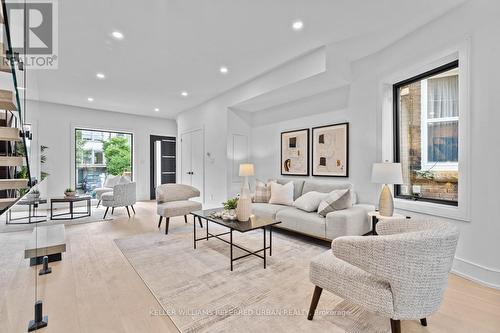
[394,197,470,222]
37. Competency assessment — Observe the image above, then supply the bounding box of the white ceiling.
[30,0,465,119]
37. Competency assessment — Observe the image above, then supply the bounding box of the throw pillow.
[293,191,328,212]
[118,176,131,184]
[269,181,294,206]
[253,180,272,203]
[104,175,119,188]
[317,189,352,217]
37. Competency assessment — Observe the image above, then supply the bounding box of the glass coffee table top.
[191,208,281,233]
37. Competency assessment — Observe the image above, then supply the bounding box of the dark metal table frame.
[50,196,92,220]
[6,198,47,224]
[191,210,281,271]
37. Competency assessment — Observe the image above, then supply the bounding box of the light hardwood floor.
[0,201,499,333]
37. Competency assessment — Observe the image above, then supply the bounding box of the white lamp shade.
[371,163,403,184]
[239,163,254,177]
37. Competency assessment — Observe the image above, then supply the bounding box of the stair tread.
[0,89,17,111]
[0,156,24,166]
[0,127,21,141]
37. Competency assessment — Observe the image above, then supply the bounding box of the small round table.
[366,211,409,235]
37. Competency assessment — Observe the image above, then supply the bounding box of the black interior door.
[150,135,176,199]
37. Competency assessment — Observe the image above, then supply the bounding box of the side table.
[366,211,409,236]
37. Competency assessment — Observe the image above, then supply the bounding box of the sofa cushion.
[293,191,328,212]
[318,189,352,217]
[269,181,294,206]
[275,207,326,239]
[252,203,288,221]
[277,179,305,200]
[157,200,202,218]
[325,204,373,239]
[302,181,351,195]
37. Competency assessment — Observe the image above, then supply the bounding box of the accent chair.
[102,182,137,218]
[307,218,459,333]
[156,183,203,234]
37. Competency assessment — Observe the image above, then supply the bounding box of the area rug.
[0,206,115,233]
[115,222,390,333]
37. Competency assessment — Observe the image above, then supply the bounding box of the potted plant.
[27,189,40,200]
[222,197,238,220]
[64,187,76,197]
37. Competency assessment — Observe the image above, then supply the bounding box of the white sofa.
[252,179,374,240]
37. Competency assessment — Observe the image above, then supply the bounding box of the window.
[393,60,459,206]
[75,128,133,197]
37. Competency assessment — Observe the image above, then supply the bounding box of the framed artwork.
[281,128,309,176]
[312,122,349,177]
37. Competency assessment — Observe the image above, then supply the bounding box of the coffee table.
[50,195,92,220]
[6,197,47,224]
[191,208,281,271]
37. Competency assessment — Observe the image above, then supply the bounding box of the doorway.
[150,135,176,200]
[180,129,203,202]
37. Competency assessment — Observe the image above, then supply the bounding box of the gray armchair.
[156,184,202,234]
[307,218,459,333]
[102,182,137,218]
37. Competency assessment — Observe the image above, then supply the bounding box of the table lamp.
[237,163,254,221]
[371,162,403,216]
[239,163,254,196]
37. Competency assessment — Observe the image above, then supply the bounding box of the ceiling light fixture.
[96,73,106,79]
[154,108,159,112]
[292,20,304,31]
[87,97,94,102]
[111,31,124,40]
[181,91,188,97]
[219,66,228,74]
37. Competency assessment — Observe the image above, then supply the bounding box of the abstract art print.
[281,129,309,176]
[312,123,349,177]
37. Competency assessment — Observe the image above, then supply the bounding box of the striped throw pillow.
[317,189,352,217]
[253,180,272,203]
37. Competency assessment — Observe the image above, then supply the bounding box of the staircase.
[0,0,32,215]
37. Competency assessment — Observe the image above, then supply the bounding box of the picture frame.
[311,122,349,177]
[280,128,309,176]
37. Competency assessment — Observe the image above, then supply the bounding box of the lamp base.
[379,184,394,217]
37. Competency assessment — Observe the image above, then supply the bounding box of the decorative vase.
[65,191,76,197]
[236,196,252,222]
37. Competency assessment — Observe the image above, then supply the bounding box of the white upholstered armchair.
[308,218,459,333]
[102,182,137,218]
[156,184,203,234]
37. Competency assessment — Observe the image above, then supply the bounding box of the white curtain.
[427,75,458,118]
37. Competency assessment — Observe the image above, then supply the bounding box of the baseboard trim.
[452,257,500,290]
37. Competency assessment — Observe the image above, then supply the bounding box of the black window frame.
[393,60,459,207]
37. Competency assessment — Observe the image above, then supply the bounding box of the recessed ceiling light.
[87,97,94,102]
[181,91,188,97]
[219,66,229,74]
[96,73,106,79]
[292,20,304,31]
[111,31,124,40]
[154,108,159,112]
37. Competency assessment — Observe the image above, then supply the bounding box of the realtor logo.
[3,0,58,69]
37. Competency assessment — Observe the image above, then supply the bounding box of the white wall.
[176,0,500,287]
[251,0,500,288]
[26,100,177,201]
